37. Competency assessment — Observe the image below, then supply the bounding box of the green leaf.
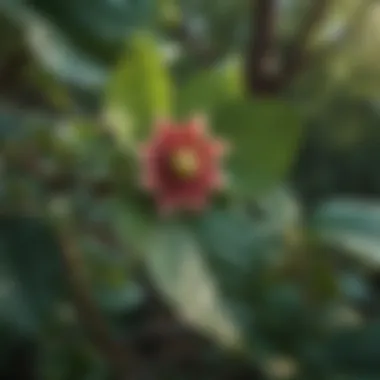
[144,191,298,351]
[80,235,145,314]
[95,282,145,316]
[105,33,173,144]
[110,199,156,257]
[176,58,243,118]
[0,217,65,335]
[37,333,108,380]
[145,222,243,349]
[325,321,380,376]
[193,208,282,309]
[1,2,108,90]
[311,198,380,269]
[213,99,303,196]
[5,0,156,63]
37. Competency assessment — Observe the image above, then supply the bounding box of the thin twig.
[57,223,142,380]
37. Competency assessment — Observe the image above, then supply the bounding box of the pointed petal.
[209,139,230,157]
[187,114,209,136]
[210,172,226,189]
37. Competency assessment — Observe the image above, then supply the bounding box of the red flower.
[139,116,228,214]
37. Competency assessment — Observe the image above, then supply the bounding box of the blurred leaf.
[38,333,108,380]
[0,12,23,65]
[158,0,182,27]
[194,188,299,279]
[109,199,155,257]
[145,221,243,349]
[13,0,156,63]
[255,283,314,353]
[338,272,371,304]
[311,198,380,269]
[105,33,173,144]
[1,6,108,90]
[25,19,107,90]
[192,203,288,313]
[325,321,380,376]
[213,99,303,196]
[95,282,145,315]
[0,217,65,335]
[144,189,297,351]
[176,58,243,118]
[80,236,146,314]
[0,255,38,335]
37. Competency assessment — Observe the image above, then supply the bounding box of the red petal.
[141,116,227,214]
[186,115,208,136]
[209,140,229,157]
[209,172,225,189]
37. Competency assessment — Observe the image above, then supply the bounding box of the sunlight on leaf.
[146,223,242,349]
[105,32,173,143]
[312,198,380,269]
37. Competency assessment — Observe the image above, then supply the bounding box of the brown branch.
[279,0,328,88]
[57,223,143,380]
[246,0,279,95]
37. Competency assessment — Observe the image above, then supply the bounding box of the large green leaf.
[143,189,299,351]
[213,99,303,196]
[105,33,173,144]
[108,198,156,258]
[311,198,380,269]
[176,58,243,118]
[6,0,155,63]
[145,222,243,349]
[1,2,107,92]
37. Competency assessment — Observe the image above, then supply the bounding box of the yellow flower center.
[171,148,199,179]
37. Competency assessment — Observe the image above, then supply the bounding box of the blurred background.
[1,0,380,379]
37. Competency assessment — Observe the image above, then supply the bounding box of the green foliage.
[213,99,303,196]
[105,33,173,143]
[15,0,156,63]
[145,221,243,349]
[0,217,65,335]
[176,58,243,118]
[1,1,380,379]
[311,199,380,269]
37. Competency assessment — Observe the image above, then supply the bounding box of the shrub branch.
[58,224,142,380]
[246,0,329,95]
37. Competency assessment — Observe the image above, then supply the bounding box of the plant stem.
[58,224,142,380]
